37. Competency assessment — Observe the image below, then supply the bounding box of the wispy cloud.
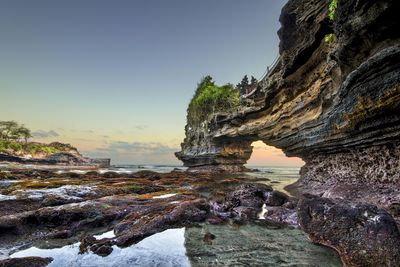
[133,125,148,130]
[95,141,177,155]
[32,130,60,139]
[82,141,180,164]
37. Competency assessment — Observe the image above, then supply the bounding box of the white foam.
[94,230,116,240]
[0,194,17,201]
[258,204,267,219]
[153,193,177,199]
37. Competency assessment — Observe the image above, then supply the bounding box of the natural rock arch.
[176,0,400,185]
[246,141,304,167]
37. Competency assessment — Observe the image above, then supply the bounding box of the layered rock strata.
[177,0,400,179]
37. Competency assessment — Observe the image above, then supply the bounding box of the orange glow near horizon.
[246,141,304,167]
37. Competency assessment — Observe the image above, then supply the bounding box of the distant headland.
[0,121,110,167]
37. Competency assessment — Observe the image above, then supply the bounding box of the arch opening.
[246,141,304,168]
[245,141,305,194]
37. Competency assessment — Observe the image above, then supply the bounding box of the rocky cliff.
[176,0,400,213]
[177,0,399,176]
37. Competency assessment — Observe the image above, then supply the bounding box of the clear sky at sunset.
[0,0,303,166]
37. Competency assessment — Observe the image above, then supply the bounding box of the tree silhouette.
[250,76,257,85]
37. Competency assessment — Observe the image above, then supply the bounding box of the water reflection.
[11,228,190,267]
[185,224,341,267]
[11,223,340,267]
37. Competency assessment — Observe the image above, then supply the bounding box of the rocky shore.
[0,167,399,266]
[0,168,326,264]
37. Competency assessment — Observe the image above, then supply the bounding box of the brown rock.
[298,195,400,266]
[0,257,53,267]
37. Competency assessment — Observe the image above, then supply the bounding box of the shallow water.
[2,165,342,266]
[12,228,190,267]
[11,223,340,267]
[186,223,341,267]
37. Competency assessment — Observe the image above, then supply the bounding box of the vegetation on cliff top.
[187,76,240,127]
[0,121,32,143]
[0,121,76,156]
[325,0,337,43]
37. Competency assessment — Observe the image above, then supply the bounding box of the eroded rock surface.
[298,195,400,267]
[176,0,400,183]
[210,183,298,226]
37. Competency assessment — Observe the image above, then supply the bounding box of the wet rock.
[389,203,400,217]
[228,183,273,208]
[207,216,227,225]
[60,172,81,178]
[264,191,289,206]
[102,172,120,178]
[50,229,74,239]
[0,172,12,180]
[0,257,53,267]
[298,195,400,266]
[79,235,96,254]
[78,234,114,256]
[203,232,216,245]
[130,170,161,180]
[283,199,298,209]
[85,171,99,176]
[90,241,114,257]
[115,199,209,247]
[232,206,259,220]
[0,200,127,238]
[264,206,298,226]
[210,183,275,220]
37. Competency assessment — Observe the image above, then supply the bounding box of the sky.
[0,0,303,166]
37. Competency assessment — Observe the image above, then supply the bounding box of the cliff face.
[176,0,400,185]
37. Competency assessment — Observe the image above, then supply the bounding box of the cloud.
[96,141,177,155]
[82,141,180,164]
[32,130,60,139]
[133,125,148,130]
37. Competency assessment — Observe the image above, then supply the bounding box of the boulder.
[298,195,400,266]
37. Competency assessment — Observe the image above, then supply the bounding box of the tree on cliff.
[0,121,19,141]
[187,76,239,127]
[15,126,32,144]
[239,75,249,95]
[0,121,32,143]
[250,76,257,85]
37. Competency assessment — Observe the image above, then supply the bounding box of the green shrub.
[328,0,337,21]
[324,33,334,43]
[187,76,240,127]
[0,140,64,156]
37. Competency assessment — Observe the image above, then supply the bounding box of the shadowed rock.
[298,195,400,266]
[0,257,53,267]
